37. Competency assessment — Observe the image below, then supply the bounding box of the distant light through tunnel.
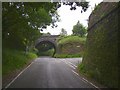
[35,41,56,57]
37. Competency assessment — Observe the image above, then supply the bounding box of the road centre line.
[5,61,34,89]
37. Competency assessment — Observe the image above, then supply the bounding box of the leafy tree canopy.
[72,21,87,37]
[60,28,67,36]
[2,2,59,50]
[2,2,89,50]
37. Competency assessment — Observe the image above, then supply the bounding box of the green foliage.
[78,63,86,73]
[56,35,86,58]
[60,28,67,36]
[37,49,55,56]
[36,41,55,57]
[56,35,66,42]
[54,53,82,58]
[93,4,100,12]
[2,2,89,52]
[37,42,54,51]
[58,35,86,45]
[42,32,51,36]
[2,49,37,76]
[78,63,100,79]
[2,2,59,51]
[62,2,89,12]
[72,21,87,37]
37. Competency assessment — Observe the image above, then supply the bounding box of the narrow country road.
[5,57,99,89]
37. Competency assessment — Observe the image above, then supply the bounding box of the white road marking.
[60,59,76,70]
[82,77,99,88]
[89,82,99,89]
[72,70,79,76]
[63,58,100,89]
[60,59,77,68]
[64,62,76,70]
[5,61,34,89]
[82,78,89,82]
[72,70,87,83]
[72,70,99,89]
[60,59,99,89]
[4,58,99,89]
[67,61,77,68]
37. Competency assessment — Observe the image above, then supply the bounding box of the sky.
[41,0,103,35]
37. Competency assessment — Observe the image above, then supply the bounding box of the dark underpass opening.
[35,41,56,57]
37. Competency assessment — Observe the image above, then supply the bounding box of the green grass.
[2,49,38,76]
[58,35,86,45]
[78,63,97,79]
[37,49,55,56]
[54,53,82,58]
[55,35,86,58]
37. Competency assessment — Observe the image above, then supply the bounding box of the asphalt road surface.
[5,57,99,89]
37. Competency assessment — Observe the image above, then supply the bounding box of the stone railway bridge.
[35,35,60,55]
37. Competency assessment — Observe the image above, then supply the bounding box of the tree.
[46,32,51,35]
[63,2,89,12]
[60,28,67,36]
[42,32,51,36]
[2,2,89,51]
[2,2,59,51]
[72,21,87,37]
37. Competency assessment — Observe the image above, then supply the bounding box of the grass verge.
[77,63,106,88]
[2,48,37,76]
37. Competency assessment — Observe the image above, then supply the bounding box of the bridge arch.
[35,40,57,56]
[35,35,59,56]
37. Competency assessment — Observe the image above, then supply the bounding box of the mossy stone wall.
[82,2,118,88]
[60,42,84,54]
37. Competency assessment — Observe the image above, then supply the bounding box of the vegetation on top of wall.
[58,35,86,45]
[54,53,82,58]
[55,35,86,58]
